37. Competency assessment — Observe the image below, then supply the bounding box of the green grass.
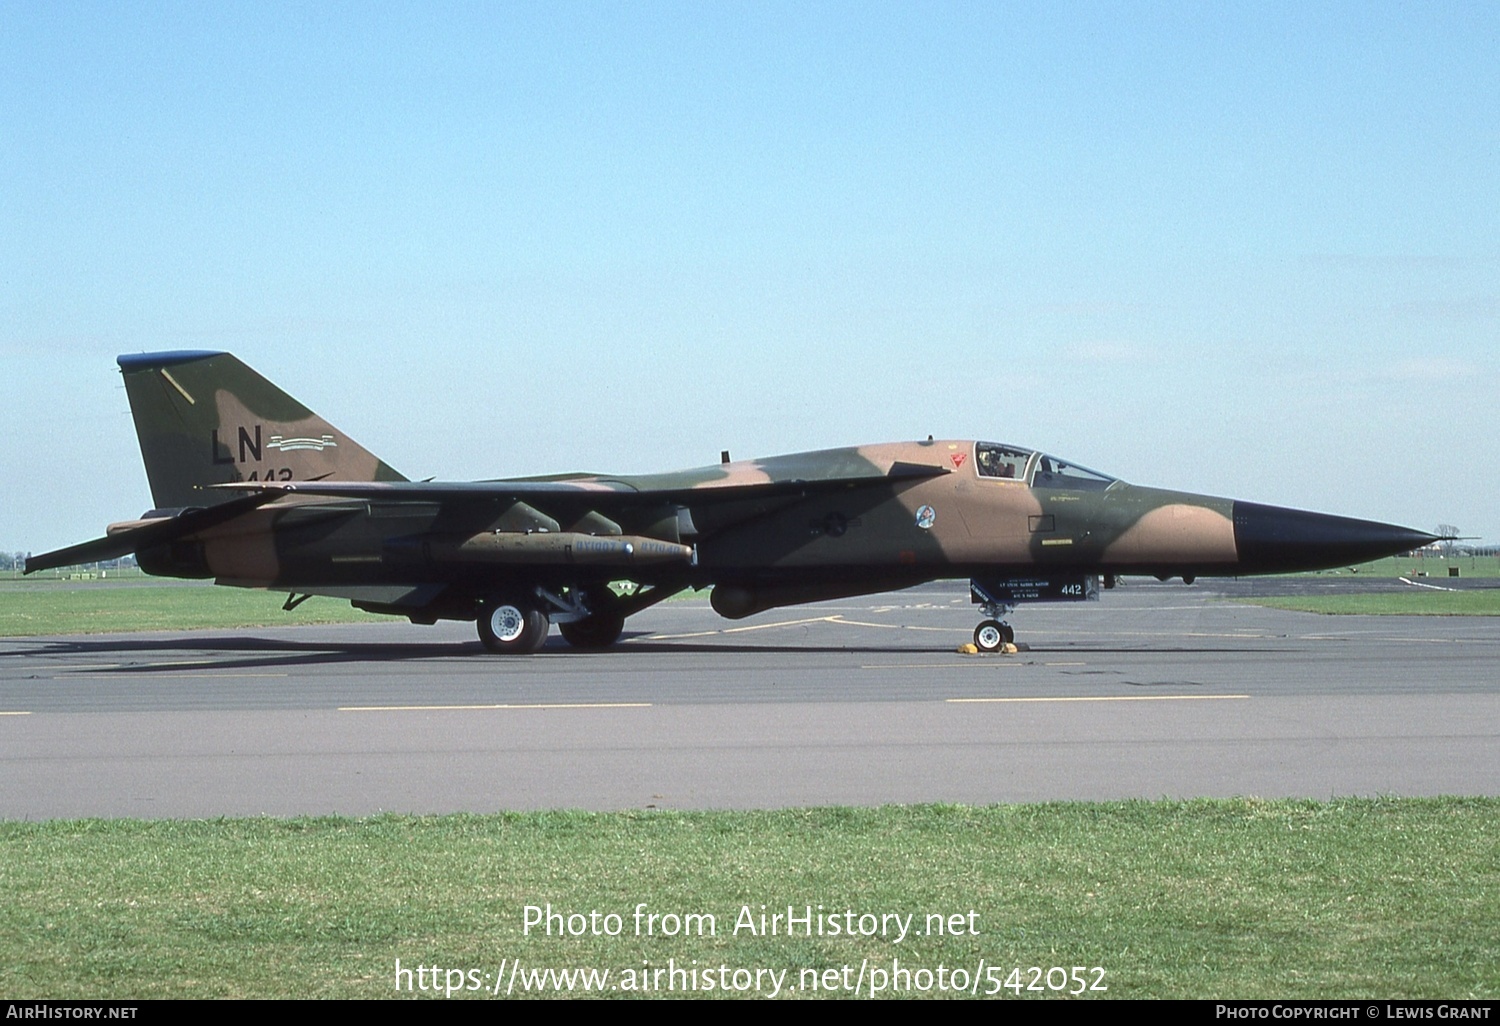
[0,566,155,583]
[1306,555,1500,579]
[0,577,707,636]
[0,800,1494,999]
[1245,591,1500,616]
[0,583,388,636]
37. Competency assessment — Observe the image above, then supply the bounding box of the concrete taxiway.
[1,582,1497,818]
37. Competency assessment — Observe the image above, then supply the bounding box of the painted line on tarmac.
[860,660,1090,669]
[639,615,841,641]
[829,618,964,632]
[0,711,32,716]
[862,662,1026,669]
[722,616,842,633]
[1300,634,1483,644]
[645,615,966,641]
[139,659,227,667]
[58,672,289,679]
[947,694,1249,704]
[1024,629,1272,639]
[339,702,653,712]
[52,659,238,671]
[1400,577,1458,591]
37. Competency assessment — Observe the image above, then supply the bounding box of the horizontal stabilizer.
[24,492,279,574]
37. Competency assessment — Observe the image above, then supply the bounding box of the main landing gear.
[474,583,684,654]
[477,599,549,654]
[476,587,620,654]
[557,592,626,649]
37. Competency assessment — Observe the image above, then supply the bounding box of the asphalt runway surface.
[2,581,1497,818]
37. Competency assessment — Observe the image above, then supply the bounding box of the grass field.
[1228,555,1500,615]
[0,576,712,636]
[0,800,1494,1000]
[0,581,387,636]
[1325,555,1500,579]
[1245,591,1500,616]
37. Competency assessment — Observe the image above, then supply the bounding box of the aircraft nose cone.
[1232,502,1438,573]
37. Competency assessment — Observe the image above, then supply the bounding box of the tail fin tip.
[116,350,228,372]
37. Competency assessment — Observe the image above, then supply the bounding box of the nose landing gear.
[968,574,1101,653]
[973,618,1015,653]
[969,577,1019,653]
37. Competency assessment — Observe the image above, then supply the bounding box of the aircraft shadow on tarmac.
[613,636,1271,656]
[11,635,466,671]
[9,630,1270,673]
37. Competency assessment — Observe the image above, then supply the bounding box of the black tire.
[477,600,549,654]
[974,619,1005,652]
[558,610,626,649]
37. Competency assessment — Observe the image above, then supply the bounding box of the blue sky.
[4,2,1497,551]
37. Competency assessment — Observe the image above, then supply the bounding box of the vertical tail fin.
[118,350,406,509]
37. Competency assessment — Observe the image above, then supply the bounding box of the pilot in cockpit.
[976,446,1017,479]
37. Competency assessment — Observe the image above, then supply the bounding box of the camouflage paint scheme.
[28,352,1437,653]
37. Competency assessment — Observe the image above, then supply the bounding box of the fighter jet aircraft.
[27,351,1438,653]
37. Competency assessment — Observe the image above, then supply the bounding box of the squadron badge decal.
[269,434,338,452]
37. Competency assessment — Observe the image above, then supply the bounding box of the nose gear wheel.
[973,619,1015,653]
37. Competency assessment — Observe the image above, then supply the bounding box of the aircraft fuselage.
[30,353,1437,653]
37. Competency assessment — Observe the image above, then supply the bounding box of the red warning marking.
[950,453,967,468]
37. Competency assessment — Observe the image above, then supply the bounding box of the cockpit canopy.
[974,443,1030,480]
[975,442,1118,491]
